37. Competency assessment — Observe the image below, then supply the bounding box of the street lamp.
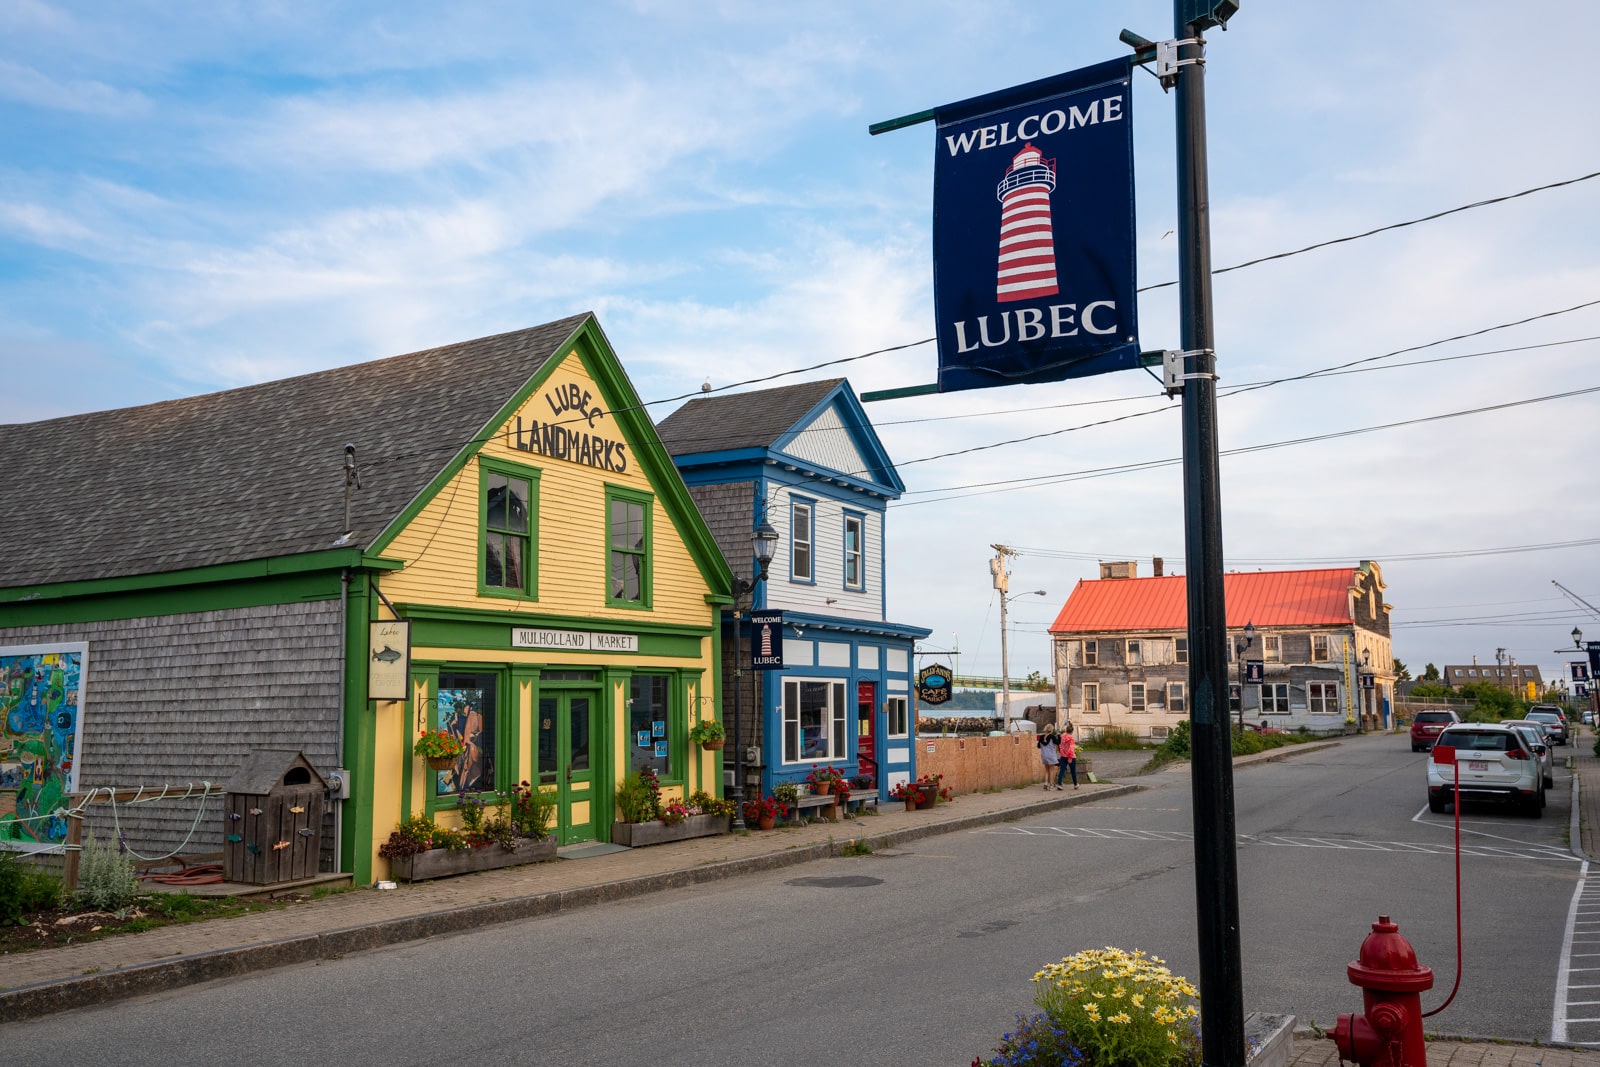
[999,589,1047,728]
[1574,627,1585,650]
[729,519,778,829]
[1234,621,1255,735]
[1359,646,1372,733]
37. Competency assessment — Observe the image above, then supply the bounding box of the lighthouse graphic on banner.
[994,142,1059,303]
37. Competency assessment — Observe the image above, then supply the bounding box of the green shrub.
[0,849,65,925]
[615,769,662,823]
[1090,727,1145,750]
[77,836,140,912]
[1157,721,1191,760]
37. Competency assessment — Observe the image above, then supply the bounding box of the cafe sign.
[916,663,953,705]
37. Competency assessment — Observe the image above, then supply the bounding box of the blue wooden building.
[657,379,930,805]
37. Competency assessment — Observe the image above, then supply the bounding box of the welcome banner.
[932,58,1139,393]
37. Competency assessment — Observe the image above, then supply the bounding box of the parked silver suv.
[1427,723,1544,817]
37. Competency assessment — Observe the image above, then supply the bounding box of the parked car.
[1410,709,1460,752]
[1500,720,1555,788]
[1525,706,1569,746]
[1427,723,1544,817]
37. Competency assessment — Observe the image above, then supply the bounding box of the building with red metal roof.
[1047,561,1392,739]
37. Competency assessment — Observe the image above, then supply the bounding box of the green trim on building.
[0,569,345,628]
[343,570,380,884]
[0,548,397,605]
[604,483,654,611]
[475,455,543,603]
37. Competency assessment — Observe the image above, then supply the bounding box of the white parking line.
[978,826,1577,861]
[1554,859,1590,1043]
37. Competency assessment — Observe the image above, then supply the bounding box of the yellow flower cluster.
[1032,947,1201,1062]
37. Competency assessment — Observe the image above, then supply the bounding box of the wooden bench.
[786,792,878,823]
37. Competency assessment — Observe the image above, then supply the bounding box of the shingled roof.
[655,378,842,456]
[0,313,592,589]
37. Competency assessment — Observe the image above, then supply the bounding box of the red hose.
[1423,760,1463,1017]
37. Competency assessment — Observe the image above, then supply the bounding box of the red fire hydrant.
[1331,915,1434,1067]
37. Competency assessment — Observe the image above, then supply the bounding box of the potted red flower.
[742,794,788,830]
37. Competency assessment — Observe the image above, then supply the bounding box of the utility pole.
[992,545,1013,725]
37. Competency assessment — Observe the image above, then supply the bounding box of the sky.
[3,1,1598,690]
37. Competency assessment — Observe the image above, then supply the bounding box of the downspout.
[335,567,349,871]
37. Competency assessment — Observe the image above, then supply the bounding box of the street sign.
[368,620,410,701]
[930,58,1139,394]
[1574,661,1591,683]
[749,611,784,670]
[1589,641,1600,676]
[1244,660,1264,684]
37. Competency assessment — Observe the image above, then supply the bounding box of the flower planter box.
[610,812,729,848]
[388,837,556,883]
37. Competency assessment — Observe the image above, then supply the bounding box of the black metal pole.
[1174,10,1245,1067]
[730,601,746,830]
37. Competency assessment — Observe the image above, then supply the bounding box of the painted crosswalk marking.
[979,824,1577,862]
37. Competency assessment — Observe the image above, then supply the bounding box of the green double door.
[538,690,601,845]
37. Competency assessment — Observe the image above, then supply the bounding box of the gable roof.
[657,378,905,496]
[0,314,601,590]
[1048,568,1364,634]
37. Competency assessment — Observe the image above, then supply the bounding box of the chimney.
[1099,561,1138,580]
[1471,654,1478,665]
[1152,557,1164,577]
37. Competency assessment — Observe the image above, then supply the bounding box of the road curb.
[0,783,1141,1023]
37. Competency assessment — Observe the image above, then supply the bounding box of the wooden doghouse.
[223,750,327,885]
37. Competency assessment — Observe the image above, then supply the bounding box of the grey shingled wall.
[685,482,754,584]
[1,599,343,864]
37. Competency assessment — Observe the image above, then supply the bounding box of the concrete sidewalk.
[4,734,1600,1066]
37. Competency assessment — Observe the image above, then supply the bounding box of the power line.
[893,384,1600,505]
[1139,169,1600,293]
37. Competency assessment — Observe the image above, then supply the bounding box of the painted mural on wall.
[436,685,491,796]
[1,643,87,849]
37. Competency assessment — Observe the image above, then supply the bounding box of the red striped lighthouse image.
[994,142,1059,303]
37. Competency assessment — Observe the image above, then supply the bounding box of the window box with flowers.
[611,768,734,847]
[379,781,557,882]
[413,728,467,772]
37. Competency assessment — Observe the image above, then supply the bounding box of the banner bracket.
[1162,348,1218,396]
[1155,38,1205,90]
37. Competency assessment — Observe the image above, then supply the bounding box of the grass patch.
[840,838,874,857]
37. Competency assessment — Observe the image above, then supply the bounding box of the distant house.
[658,379,931,803]
[1441,661,1543,697]
[1048,560,1394,739]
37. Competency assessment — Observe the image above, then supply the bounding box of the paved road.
[2,733,1583,1063]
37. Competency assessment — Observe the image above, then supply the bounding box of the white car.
[1427,723,1544,817]
[1500,720,1555,789]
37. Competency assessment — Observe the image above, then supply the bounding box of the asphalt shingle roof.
[1048,568,1362,634]
[0,314,591,589]
[654,378,842,457]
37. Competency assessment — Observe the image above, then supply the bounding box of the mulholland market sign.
[930,57,1140,393]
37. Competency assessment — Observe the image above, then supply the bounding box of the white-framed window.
[1129,682,1147,712]
[842,512,864,590]
[1307,681,1339,715]
[1263,683,1290,713]
[1167,682,1187,714]
[1175,637,1188,665]
[782,678,847,763]
[1083,640,1098,666]
[1151,726,1171,740]
[1311,634,1330,662]
[790,499,814,582]
[886,695,908,738]
[1082,682,1099,712]
[1263,635,1281,662]
[1126,639,1142,665]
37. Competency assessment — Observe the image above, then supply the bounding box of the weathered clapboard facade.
[0,314,733,882]
[1049,561,1394,738]
[657,380,930,803]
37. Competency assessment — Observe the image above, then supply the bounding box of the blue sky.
[4,1,1599,687]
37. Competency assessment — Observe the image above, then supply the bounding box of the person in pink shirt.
[1057,725,1078,790]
